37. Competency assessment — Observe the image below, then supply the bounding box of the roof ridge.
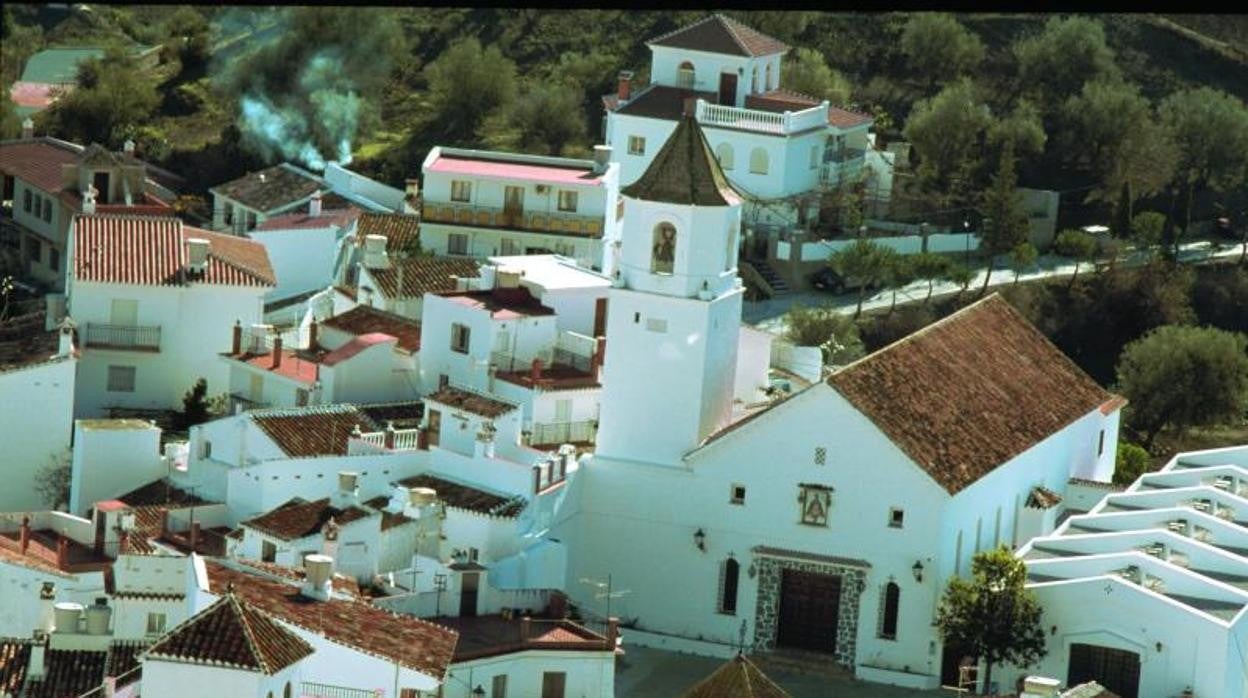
[249,403,360,419]
[646,14,716,47]
[715,14,754,56]
[229,593,274,674]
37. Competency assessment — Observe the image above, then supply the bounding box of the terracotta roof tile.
[145,592,314,674]
[368,255,481,300]
[0,138,82,192]
[204,560,458,678]
[355,401,424,430]
[426,386,517,419]
[0,311,64,374]
[254,207,360,232]
[321,333,396,366]
[429,615,609,662]
[362,496,416,531]
[321,306,422,353]
[242,498,373,541]
[440,286,555,319]
[73,216,275,287]
[210,164,324,213]
[744,88,821,113]
[0,641,30,696]
[1026,486,1064,510]
[621,115,741,207]
[613,84,718,121]
[356,213,421,251]
[397,474,525,518]
[827,295,1115,494]
[684,654,791,698]
[250,405,371,458]
[827,105,874,129]
[648,14,789,57]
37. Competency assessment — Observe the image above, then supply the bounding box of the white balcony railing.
[695,99,830,136]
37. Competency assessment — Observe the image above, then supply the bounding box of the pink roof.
[234,350,319,384]
[96,499,128,512]
[428,156,604,187]
[254,208,361,232]
[9,81,61,109]
[321,333,396,367]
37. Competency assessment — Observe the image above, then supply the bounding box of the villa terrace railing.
[301,682,384,698]
[422,202,604,238]
[83,323,161,351]
[350,425,425,452]
[695,99,829,135]
[530,420,597,446]
[228,393,271,415]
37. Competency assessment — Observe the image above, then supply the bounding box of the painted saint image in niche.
[652,222,676,274]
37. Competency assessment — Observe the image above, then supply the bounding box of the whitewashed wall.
[0,356,75,511]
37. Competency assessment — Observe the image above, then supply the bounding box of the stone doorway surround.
[751,545,870,669]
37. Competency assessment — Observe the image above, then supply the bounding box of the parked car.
[808,266,880,294]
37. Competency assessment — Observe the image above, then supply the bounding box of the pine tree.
[977,141,1028,294]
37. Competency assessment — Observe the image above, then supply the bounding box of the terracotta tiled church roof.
[620,115,741,207]
[828,295,1120,495]
[145,592,314,674]
[649,14,789,57]
[683,654,791,697]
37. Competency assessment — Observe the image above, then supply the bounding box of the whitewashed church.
[553,114,1126,691]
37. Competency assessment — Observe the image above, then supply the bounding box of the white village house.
[65,214,275,416]
[551,115,1124,691]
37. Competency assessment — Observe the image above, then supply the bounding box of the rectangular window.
[1098,429,1106,457]
[107,365,136,392]
[540,672,566,698]
[809,145,819,170]
[627,136,645,156]
[261,540,277,563]
[42,198,52,222]
[450,323,471,354]
[491,675,508,698]
[450,180,472,202]
[557,190,578,212]
[448,232,469,255]
[199,439,212,460]
[730,484,746,505]
[296,388,309,407]
[145,612,167,635]
[245,210,257,231]
[889,508,905,528]
[222,204,233,227]
[438,374,450,390]
[23,189,32,212]
[24,236,41,264]
[500,238,520,255]
[49,247,59,272]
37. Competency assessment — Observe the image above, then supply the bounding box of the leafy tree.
[911,252,952,303]
[1052,229,1098,288]
[1116,325,1248,448]
[425,38,518,142]
[42,48,160,147]
[177,378,211,431]
[1161,87,1248,233]
[986,99,1046,161]
[1131,212,1166,256]
[1114,442,1151,486]
[1009,242,1038,284]
[0,93,21,140]
[899,13,985,89]
[885,255,916,313]
[828,239,896,317]
[978,142,1029,294]
[943,261,975,296]
[936,547,1047,695]
[1014,16,1119,110]
[784,303,865,367]
[903,79,993,204]
[483,82,587,156]
[780,47,851,104]
[34,450,72,511]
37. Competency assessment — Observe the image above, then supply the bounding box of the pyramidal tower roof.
[620,114,741,207]
[144,591,314,674]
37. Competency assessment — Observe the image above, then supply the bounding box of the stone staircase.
[747,258,792,296]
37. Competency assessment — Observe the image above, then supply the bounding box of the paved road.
[744,239,1247,336]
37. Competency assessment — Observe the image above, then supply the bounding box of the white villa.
[1013,445,1248,698]
[551,115,1125,691]
[65,214,275,416]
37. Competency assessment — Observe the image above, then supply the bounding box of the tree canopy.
[978,142,1030,292]
[903,79,993,203]
[899,13,985,88]
[780,47,851,105]
[1015,16,1119,109]
[42,48,159,148]
[829,238,897,317]
[424,37,518,142]
[784,303,865,367]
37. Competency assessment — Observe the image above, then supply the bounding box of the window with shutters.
[448,233,469,255]
[749,147,769,175]
[717,557,740,614]
[451,180,472,202]
[628,136,645,156]
[557,190,578,212]
[878,581,900,639]
[491,675,508,698]
[540,672,566,698]
[107,365,136,392]
[450,323,471,354]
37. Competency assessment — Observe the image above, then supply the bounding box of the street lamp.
[911,560,925,583]
[693,528,706,552]
[963,220,971,266]
[472,686,486,697]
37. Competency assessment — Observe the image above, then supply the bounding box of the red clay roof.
[744,88,822,112]
[73,215,275,287]
[146,592,314,674]
[321,306,422,353]
[254,207,360,232]
[322,333,396,366]
[0,138,82,192]
[356,213,420,251]
[429,614,609,662]
[243,497,373,541]
[613,84,718,121]
[397,474,525,518]
[250,405,372,457]
[827,105,874,130]
[225,348,321,384]
[204,559,458,678]
[648,14,789,57]
[440,286,555,320]
[621,114,741,207]
[427,386,518,418]
[827,295,1116,495]
[367,255,481,300]
[210,164,324,213]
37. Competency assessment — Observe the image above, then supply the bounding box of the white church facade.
[553,114,1125,690]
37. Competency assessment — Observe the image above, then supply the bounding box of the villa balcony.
[228,393,271,415]
[529,420,597,447]
[421,202,604,239]
[83,322,161,352]
[695,98,829,136]
[301,683,384,698]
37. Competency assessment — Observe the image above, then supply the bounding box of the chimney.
[123,140,135,156]
[320,517,340,560]
[302,554,334,601]
[363,234,389,269]
[607,616,620,649]
[532,465,543,495]
[56,537,69,569]
[271,335,283,369]
[38,583,56,634]
[530,358,544,383]
[474,421,497,459]
[384,421,396,449]
[20,516,31,554]
[82,183,98,215]
[682,97,697,118]
[617,71,633,103]
[231,321,242,354]
[519,616,532,642]
[189,522,201,552]
[21,118,34,139]
[186,238,210,275]
[309,191,323,217]
[592,145,612,174]
[333,471,359,507]
[404,179,420,201]
[28,632,47,680]
[308,319,319,349]
[103,677,117,698]
[57,317,75,357]
[591,337,606,374]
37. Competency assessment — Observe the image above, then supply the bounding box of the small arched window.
[717,557,740,614]
[879,581,900,639]
[715,143,734,171]
[284,683,292,698]
[651,223,676,274]
[765,63,774,90]
[749,147,769,175]
[752,67,759,93]
[678,61,696,89]
[726,224,739,272]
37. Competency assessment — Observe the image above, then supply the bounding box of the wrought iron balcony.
[530,420,597,446]
[83,323,161,352]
